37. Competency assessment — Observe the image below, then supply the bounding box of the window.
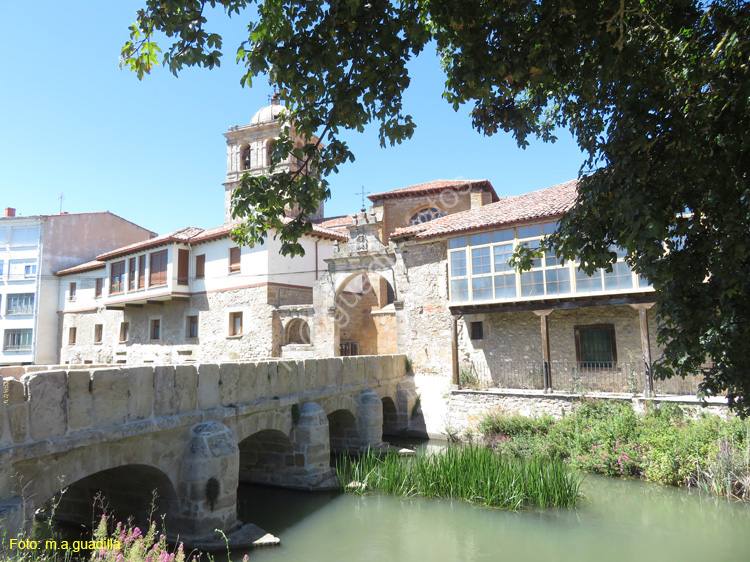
[4,329,32,351]
[8,260,37,280]
[150,319,161,340]
[110,261,125,294]
[119,322,129,342]
[187,315,198,339]
[470,321,484,340]
[95,277,103,298]
[229,247,241,273]
[575,325,617,367]
[68,327,77,345]
[94,324,103,343]
[68,282,76,300]
[241,144,252,170]
[0,261,4,279]
[178,249,189,285]
[10,226,39,247]
[138,256,146,289]
[195,254,205,279]
[150,250,168,287]
[229,312,243,336]
[409,207,445,225]
[128,258,137,291]
[6,293,34,315]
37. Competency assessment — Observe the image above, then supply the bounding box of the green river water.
[236,467,750,562]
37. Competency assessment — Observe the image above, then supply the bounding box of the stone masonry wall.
[446,390,731,438]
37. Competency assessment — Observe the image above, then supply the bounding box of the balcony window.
[7,293,34,315]
[150,250,168,287]
[110,261,125,294]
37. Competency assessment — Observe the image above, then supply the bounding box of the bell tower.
[222,94,324,223]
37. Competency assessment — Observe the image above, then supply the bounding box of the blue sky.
[1,1,586,235]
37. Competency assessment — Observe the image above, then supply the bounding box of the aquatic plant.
[336,445,581,509]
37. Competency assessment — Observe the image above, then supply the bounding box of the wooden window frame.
[94,324,103,344]
[195,254,206,279]
[229,247,241,274]
[187,315,198,339]
[178,249,189,286]
[119,322,129,342]
[110,261,125,294]
[128,258,137,291]
[68,327,77,345]
[68,282,76,300]
[137,256,146,289]
[149,250,168,287]
[95,277,103,298]
[150,319,161,341]
[229,311,243,336]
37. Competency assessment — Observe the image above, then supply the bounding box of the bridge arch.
[238,429,295,487]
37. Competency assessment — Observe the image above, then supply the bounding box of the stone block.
[236,362,256,404]
[197,364,220,410]
[219,363,240,406]
[154,366,177,417]
[254,362,270,400]
[276,360,296,398]
[266,362,279,399]
[23,371,67,441]
[176,365,198,413]
[3,378,25,405]
[7,404,28,443]
[128,367,154,420]
[67,370,92,430]
[91,369,128,428]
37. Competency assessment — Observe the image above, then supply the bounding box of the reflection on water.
[236,451,750,562]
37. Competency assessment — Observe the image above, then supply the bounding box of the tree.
[122,1,750,414]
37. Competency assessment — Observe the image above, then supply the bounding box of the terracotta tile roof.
[58,217,348,274]
[94,227,202,261]
[391,179,578,241]
[313,215,355,230]
[56,259,105,276]
[368,179,499,202]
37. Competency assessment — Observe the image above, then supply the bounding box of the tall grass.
[336,445,581,509]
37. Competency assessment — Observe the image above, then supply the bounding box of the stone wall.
[446,389,731,438]
[374,192,473,243]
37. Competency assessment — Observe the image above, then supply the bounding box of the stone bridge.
[0,355,418,547]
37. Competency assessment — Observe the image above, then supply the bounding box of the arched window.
[409,207,445,225]
[240,145,252,170]
[265,139,276,168]
[285,319,311,345]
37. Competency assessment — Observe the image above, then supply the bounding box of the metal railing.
[466,360,704,396]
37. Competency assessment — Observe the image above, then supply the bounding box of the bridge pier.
[288,402,336,489]
[356,389,385,450]
[177,422,239,542]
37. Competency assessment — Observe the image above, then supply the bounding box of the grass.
[478,398,750,500]
[336,445,581,509]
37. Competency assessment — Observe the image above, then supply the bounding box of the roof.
[391,179,578,241]
[368,179,499,203]
[56,259,105,276]
[313,215,355,230]
[56,218,348,274]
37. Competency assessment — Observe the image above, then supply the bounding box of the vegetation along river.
[233,447,750,562]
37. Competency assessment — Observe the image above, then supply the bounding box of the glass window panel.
[493,243,514,272]
[469,233,491,246]
[576,268,604,293]
[449,237,467,249]
[471,277,493,301]
[637,274,652,289]
[604,261,634,291]
[517,225,541,239]
[492,229,513,243]
[542,222,558,236]
[520,241,542,269]
[471,247,491,275]
[494,274,517,299]
[0,228,6,245]
[520,270,545,297]
[545,268,571,295]
[10,226,40,247]
[451,279,469,302]
[545,249,563,267]
[579,329,614,366]
[450,250,467,277]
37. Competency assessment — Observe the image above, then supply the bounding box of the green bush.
[476,400,750,498]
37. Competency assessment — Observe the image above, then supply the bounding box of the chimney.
[4,207,16,218]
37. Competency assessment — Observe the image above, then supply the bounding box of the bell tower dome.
[222,94,324,223]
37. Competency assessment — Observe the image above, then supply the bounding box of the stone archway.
[312,210,405,357]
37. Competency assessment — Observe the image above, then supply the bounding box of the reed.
[336,445,581,509]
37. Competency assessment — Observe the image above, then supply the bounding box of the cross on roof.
[358,185,370,213]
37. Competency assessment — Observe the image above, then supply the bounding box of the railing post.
[534,310,554,393]
[630,303,656,396]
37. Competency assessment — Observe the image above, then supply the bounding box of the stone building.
[0,208,154,366]
[55,99,671,405]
